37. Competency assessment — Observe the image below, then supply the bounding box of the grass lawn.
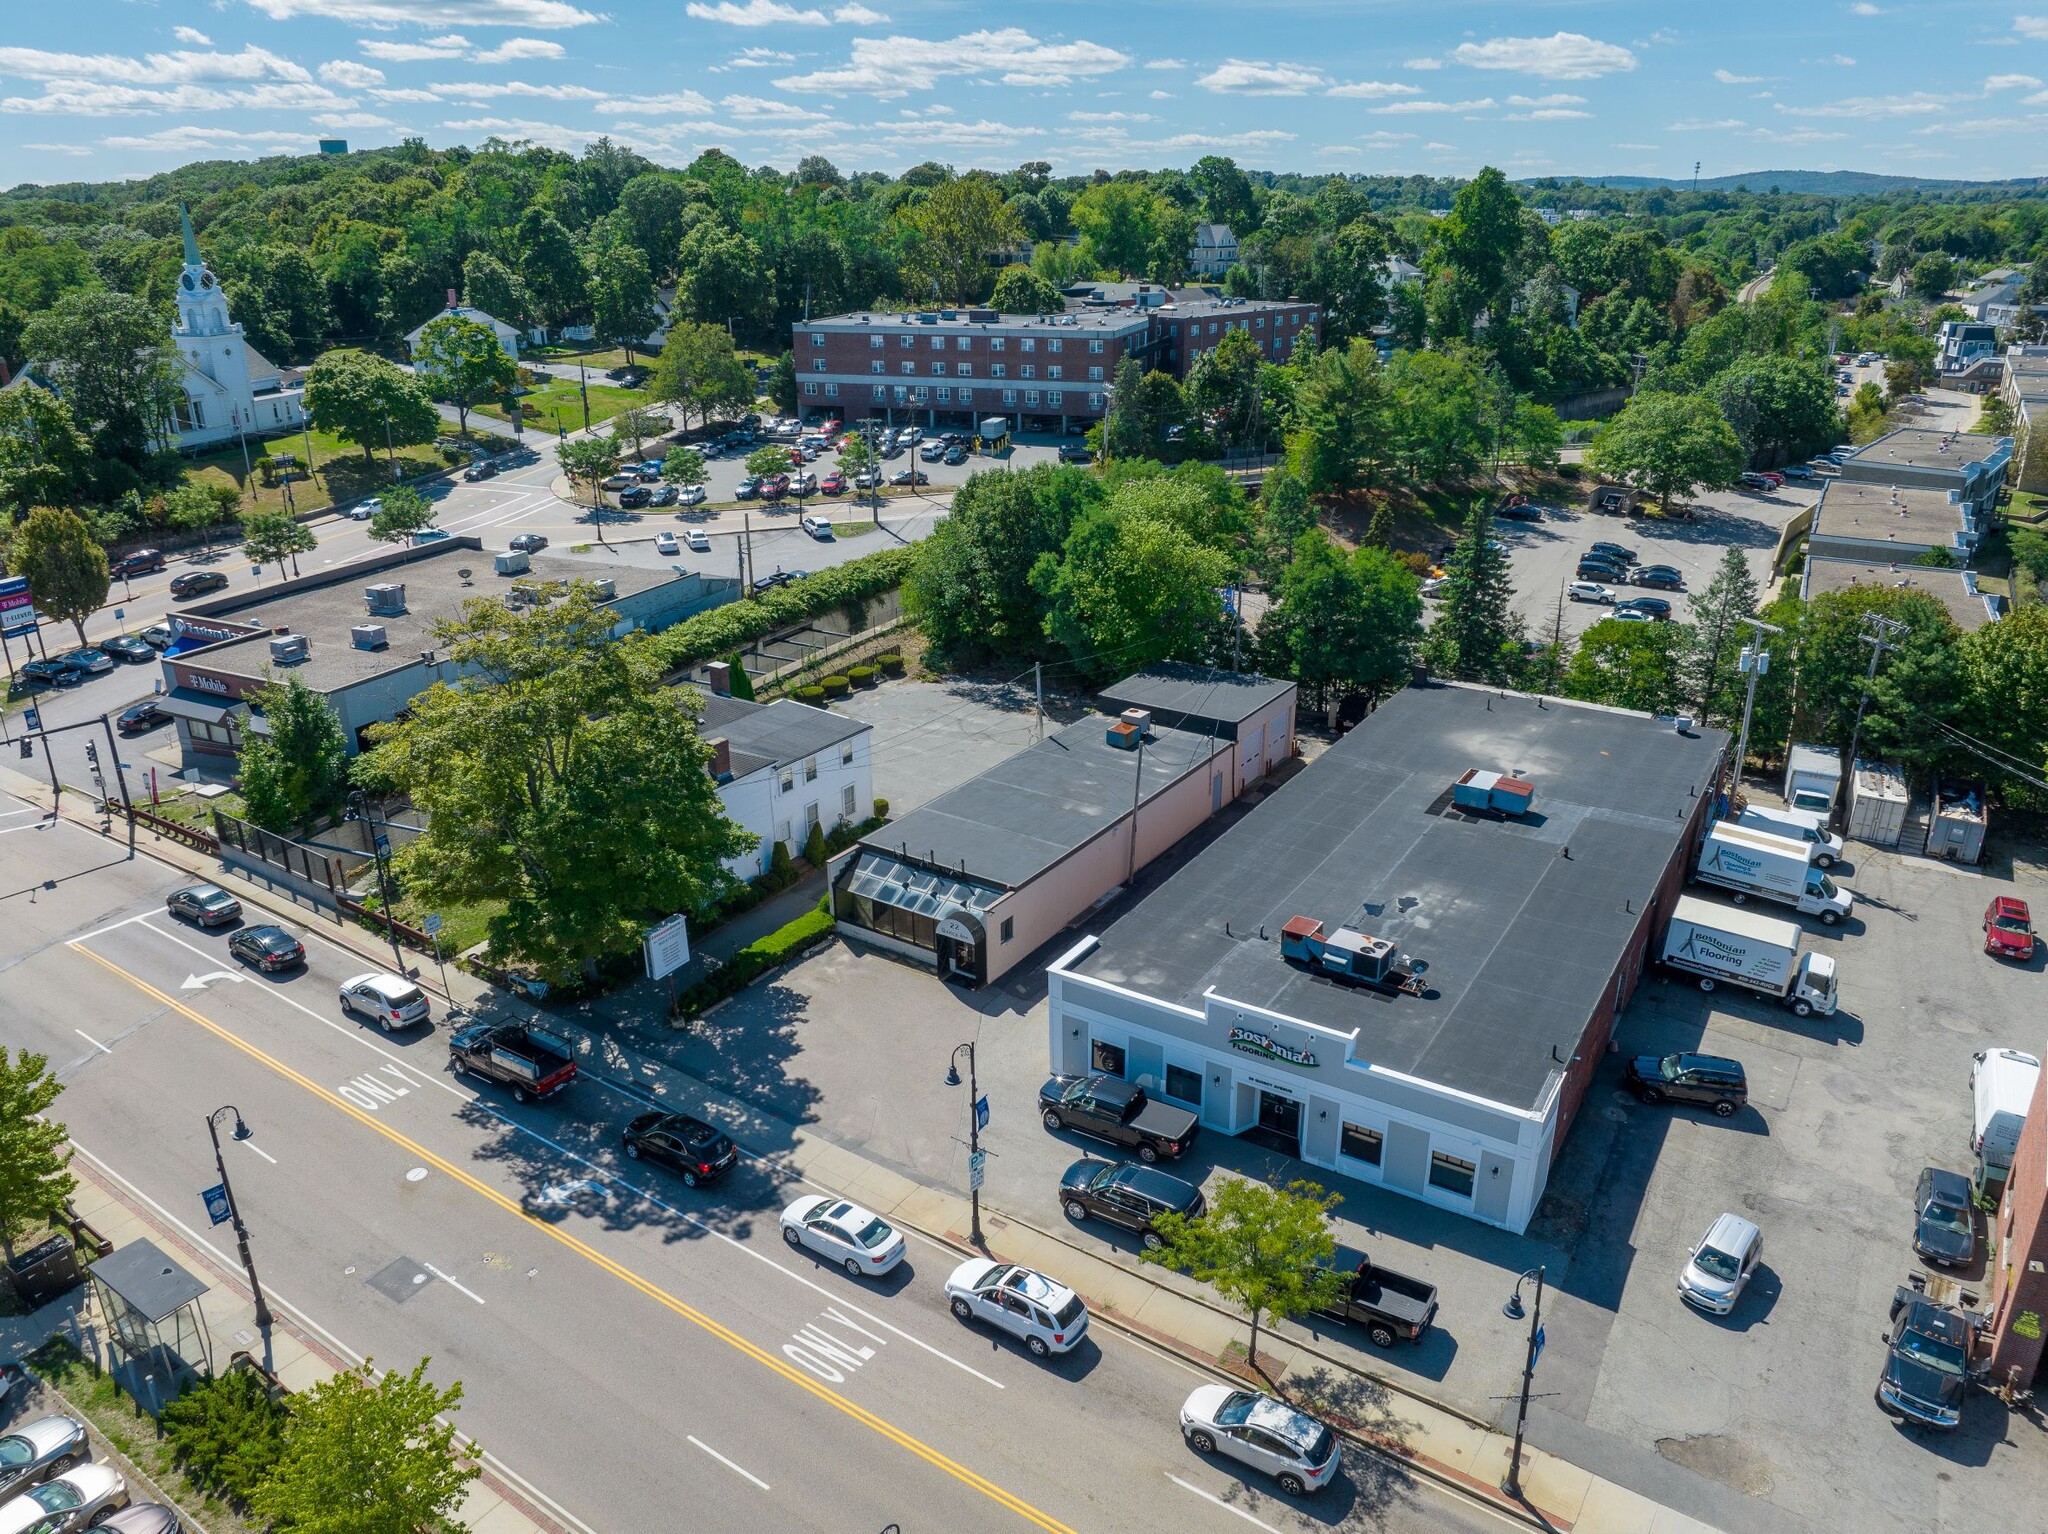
[524,344,649,369]
[146,787,245,833]
[479,378,650,433]
[184,423,509,517]
[397,894,503,955]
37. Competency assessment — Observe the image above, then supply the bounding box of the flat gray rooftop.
[1845,427,2006,473]
[1097,664,1294,731]
[184,542,675,693]
[1802,555,1995,632]
[1073,685,1728,1112]
[1812,476,1964,547]
[858,714,1227,891]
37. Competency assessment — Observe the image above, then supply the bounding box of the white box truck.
[1695,822,1854,924]
[1784,743,1841,818]
[1732,805,1844,868]
[1660,895,1839,1016]
[1971,1048,2041,1201]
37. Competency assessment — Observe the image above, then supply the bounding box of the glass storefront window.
[1429,1151,1476,1198]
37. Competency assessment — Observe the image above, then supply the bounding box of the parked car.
[1311,1248,1439,1348]
[109,549,165,578]
[820,470,847,495]
[1912,1166,1976,1270]
[654,531,680,555]
[166,885,241,928]
[780,1195,905,1278]
[1058,443,1092,464]
[1738,472,1776,492]
[91,1506,181,1534]
[338,972,431,1032]
[634,461,664,482]
[1179,1386,1340,1497]
[1778,465,1815,481]
[920,440,946,461]
[889,468,930,487]
[116,701,168,735]
[168,571,228,600]
[751,569,805,593]
[685,529,711,553]
[0,1416,89,1502]
[228,925,305,973]
[621,1110,738,1187]
[651,485,680,507]
[509,533,549,553]
[1576,559,1628,583]
[944,1259,1089,1357]
[1418,576,1447,599]
[1059,1158,1205,1250]
[99,635,156,664]
[762,473,791,498]
[601,473,635,491]
[1567,581,1614,604]
[19,658,79,689]
[1630,565,1685,591]
[617,485,652,509]
[676,484,707,506]
[1625,1052,1748,1117]
[448,1021,577,1101]
[1496,501,1544,521]
[1606,609,1655,624]
[944,444,969,465]
[1677,1211,1762,1315]
[1039,1073,1198,1163]
[1586,541,1636,564]
[0,1462,128,1534]
[1756,470,1785,487]
[59,648,112,678]
[346,497,380,521]
[1984,896,2035,961]
[790,472,818,496]
[853,469,882,490]
[1877,1287,1974,1429]
[735,476,762,499]
[1615,596,1673,620]
[137,626,174,650]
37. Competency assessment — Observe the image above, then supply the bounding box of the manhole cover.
[366,1256,435,1303]
[405,1167,429,1183]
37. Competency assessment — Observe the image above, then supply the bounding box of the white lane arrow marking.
[181,970,247,990]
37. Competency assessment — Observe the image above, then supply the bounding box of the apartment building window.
[991,337,1006,351]
[804,382,818,397]
[893,386,907,403]
[956,336,972,351]
[1340,1124,1383,1166]
[811,332,825,347]
[1047,338,1063,353]
[1208,322,1219,335]
[872,385,886,401]
[824,383,839,397]
[1047,365,1062,380]
[1429,1151,1476,1199]
[1002,388,1017,404]
[870,360,884,375]
[930,336,945,350]
[840,739,855,766]
[937,386,952,403]
[900,361,915,375]
[779,767,794,792]
[912,386,928,402]
[1048,391,1063,406]
[841,783,857,820]
[870,334,884,349]
[1021,337,1036,352]
[956,362,972,377]
[1089,393,1104,410]
[1020,365,1035,380]
[931,361,946,376]
[990,363,1006,379]
[811,358,826,372]
[899,334,914,349]
[1024,390,1040,406]
[1256,316,1266,329]
[1088,366,1103,381]
[1090,338,1104,353]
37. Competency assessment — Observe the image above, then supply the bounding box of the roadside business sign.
[643,912,691,980]
[0,576,35,634]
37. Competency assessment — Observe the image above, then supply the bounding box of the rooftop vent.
[267,633,310,666]
[588,577,616,600]
[350,623,389,651]
[364,582,406,615]
[1119,707,1152,734]
[493,550,530,576]
[1106,719,1142,751]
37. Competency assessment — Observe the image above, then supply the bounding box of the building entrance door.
[1252,1090,1302,1155]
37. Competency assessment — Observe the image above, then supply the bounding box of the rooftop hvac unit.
[1106,719,1141,751]
[364,582,406,615]
[493,550,531,576]
[1452,767,1536,816]
[351,623,389,651]
[1119,708,1152,735]
[267,633,310,665]
[588,577,616,600]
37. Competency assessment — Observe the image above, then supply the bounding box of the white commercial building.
[697,690,874,879]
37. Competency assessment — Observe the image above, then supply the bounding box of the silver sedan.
[0,1417,88,1502]
[0,1463,128,1534]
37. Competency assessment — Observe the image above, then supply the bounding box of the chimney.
[447,287,458,309]
[707,736,731,779]
[706,660,731,696]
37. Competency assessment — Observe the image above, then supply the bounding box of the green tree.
[585,231,658,362]
[163,481,237,552]
[1958,604,2048,798]
[411,315,518,438]
[1590,392,1744,514]
[1190,155,1259,235]
[241,507,318,579]
[363,587,753,979]
[618,173,693,275]
[745,444,796,479]
[239,675,351,834]
[1258,530,1420,711]
[1909,251,1956,303]
[662,448,706,486]
[1424,504,1520,683]
[673,224,769,331]
[988,266,1065,315]
[558,437,624,546]
[650,321,755,429]
[897,176,1025,303]
[1253,466,1316,577]
[249,1359,475,1534]
[1285,340,1392,497]
[367,485,436,545]
[1683,545,1762,724]
[767,350,798,416]
[1710,355,1839,466]
[515,207,587,330]
[1142,1177,1348,1369]
[159,1367,289,1502]
[13,506,108,647]
[1509,401,1565,469]
[1184,329,1265,457]
[0,1050,74,1261]
[1560,617,1689,714]
[1387,348,1490,483]
[461,250,529,329]
[1310,216,1395,344]
[724,653,756,702]
[303,350,440,469]
[0,387,92,515]
[609,407,667,460]
[1072,180,1177,279]
[1426,166,1530,330]
[21,288,184,475]
[906,465,1102,662]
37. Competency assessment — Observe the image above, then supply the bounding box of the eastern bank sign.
[1228,1026,1317,1068]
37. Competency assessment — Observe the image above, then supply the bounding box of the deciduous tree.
[897,176,1025,303]
[239,675,351,834]
[303,350,440,468]
[411,314,518,438]
[13,506,108,647]
[0,387,91,515]
[585,230,659,362]
[661,447,706,486]
[988,266,1064,315]
[650,321,754,429]
[1560,616,1689,715]
[21,289,184,474]
[1258,530,1420,711]
[0,1050,74,1262]
[241,507,317,579]
[1590,392,1744,514]
[366,484,436,545]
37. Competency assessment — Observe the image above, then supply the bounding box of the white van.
[1972,1048,2041,1200]
[1735,804,1844,868]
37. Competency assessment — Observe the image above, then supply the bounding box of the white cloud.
[1778,92,1943,118]
[1148,89,1173,100]
[23,141,90,154]
[1849,3,1886,14]
[1358,130,1416,143]
[1068,109,1154,122]
[369,87,445,103]
[833,4,888,22]
[1450,32,1636,80]
[360,38,471,62]
[1405,58,1441,71]
[319,59,386,88]
[312,111,397,128]
[0,45,312,85]
[102,124,317,152]
[720,93,829,118]
[424,79,605,101]
[0,45,364,116]
[1823,54,1857,66]
[1667,117,1745,130]
[1736,126,1849,143]
[1326,80,1423,99]
[436,115,613,152]
[1145,58,1186,70]
[871,116,1033,148]
[1318,145,1361,157]
[1914,114,2048,136]
[686,1,833,25]
[173,27,212,46]
[1196,60,1326,95]
[597,92,716,115]
[1613,141,1660,149]
[725,48,795,67]
[2019,18,2048,41]
[775,29,1130,95]
[473,38,566,63]
[242,1,598,24]
[1715,69,1769,84]
[1985,74,2042,91]
[1506,108,1592,121]
[1506,93,1586,107]
[1370,97,1496,114]
[2027,89,2048,105]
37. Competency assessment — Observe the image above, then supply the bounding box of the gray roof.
[1811,477,1963,548]
[1844,427,2006,473]
[91,1238,208,1323]
[1097,664,1295,733]
[1072,684,1728,1112]
[802,308,1147,335]
[1802,555,1998,632]
[695,694,868,768]
[858,714,1230,890]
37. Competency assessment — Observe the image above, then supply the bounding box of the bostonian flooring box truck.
[1695,822,1855,924]
[1660,895,1839,1016]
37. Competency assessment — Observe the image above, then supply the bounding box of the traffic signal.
[17,739,30,760]
[84,742,99,767]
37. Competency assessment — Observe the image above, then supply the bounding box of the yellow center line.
[71,942,1080,1534]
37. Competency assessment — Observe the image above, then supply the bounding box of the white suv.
[1180,1386,1339,1496]
[338,972,432,1032]
[944,1260,1088,1357]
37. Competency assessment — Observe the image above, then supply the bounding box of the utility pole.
[1837,612,1908,833]
[1034,661,1044,741]
[742,511,754,592]
[578,357,591,433]
[1125,732,1146,885]
[1729,615,1784,804]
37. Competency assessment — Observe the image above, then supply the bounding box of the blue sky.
[4,3,2047,186]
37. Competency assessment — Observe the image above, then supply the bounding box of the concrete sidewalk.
[19,776,1722,1534]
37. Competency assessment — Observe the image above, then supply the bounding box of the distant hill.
[1550,170,2048,197]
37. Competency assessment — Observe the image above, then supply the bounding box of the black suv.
[1577,559,1627,583]
[1877,1289,1974,1430]
[1912,1166,1976,1269]
[1060,1159,1205,1250]
[169,570,229,600]
[621,1110,738,1187]
[1625,1052,1747,1117]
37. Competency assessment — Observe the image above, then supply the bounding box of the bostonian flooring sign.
[1229,1026,1317,1068]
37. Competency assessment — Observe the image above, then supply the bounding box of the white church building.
[168,206,306,451]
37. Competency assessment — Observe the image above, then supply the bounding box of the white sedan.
[346,497,380,522]
[780,1195,905,1278]
[1605,608,1655,624]
[655,531,679,555]
[1419,576,1447,600]
[1567,581,1615,604]
[675,484,707,506]
[684,528,711,552]
[944,1259,1089,1357]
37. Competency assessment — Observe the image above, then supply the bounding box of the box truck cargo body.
[1784,744,1841,818]
[1732,805,1845,868]
[1659,895,1838,1016]
[1846,760,1909,848]
[1971,1048,2041,1201]
[1695,822,1855,924]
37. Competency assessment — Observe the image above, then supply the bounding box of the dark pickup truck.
[1039,1073,1199,1163]
[1313,1247,1440,1349]
[449,1022,578,1103]
[1876,1282,1979,1430]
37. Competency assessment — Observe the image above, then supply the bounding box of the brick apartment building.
[1987,1057,2048,1391]
[790,288,1319,433]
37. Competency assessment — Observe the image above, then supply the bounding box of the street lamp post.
[946,1042,985,1246]
[346,788,408,976]
[1501,1266,1547,1501]
[207,1106,274,1328]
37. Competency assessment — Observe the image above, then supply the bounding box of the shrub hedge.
[877,652,904,676]
[672,906,837,1017]
[848,665,876,688]
[821,674,851,698]
[794,685,826,706]
[648,545,918,674]
[159,1366,288,1503]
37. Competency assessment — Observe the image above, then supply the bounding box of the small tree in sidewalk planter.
[1142,1176,1350,1372]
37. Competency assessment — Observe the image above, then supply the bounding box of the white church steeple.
[173,204,234,340]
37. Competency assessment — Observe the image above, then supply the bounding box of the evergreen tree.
[1684,546,1762,725]
[725,654,756,702]
[1424,505,1521,683]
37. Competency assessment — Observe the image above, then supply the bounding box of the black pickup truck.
[449,1022,578,1103]
[1039,1073,1199,1163]
[1312,1247,1440,1349]
[1876,1283,1978,1430]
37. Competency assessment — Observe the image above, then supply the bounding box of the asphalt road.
[1,789,1526,1534]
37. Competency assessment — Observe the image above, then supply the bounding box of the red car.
[1985,897,2035,961]
[821,470,846,495]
